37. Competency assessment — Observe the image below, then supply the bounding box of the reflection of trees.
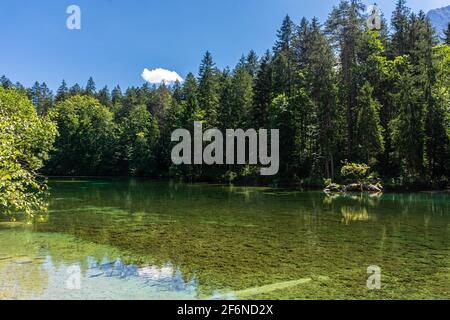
[341,206,372,224]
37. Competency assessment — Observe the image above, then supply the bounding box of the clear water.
[0,179,449,300]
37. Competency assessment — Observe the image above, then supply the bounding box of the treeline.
[2,0,449,187]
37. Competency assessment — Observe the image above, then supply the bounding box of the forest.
[1,0,450,207]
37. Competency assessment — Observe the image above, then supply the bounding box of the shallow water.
[0,179,449,300]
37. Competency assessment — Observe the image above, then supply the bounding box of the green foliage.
[48,95,117,176]
[340,162,371,184]
[0,87,57,216]
[2,0,449,189]
[356,82,384,164]
[444,23,450,45]
[121,105,159,176]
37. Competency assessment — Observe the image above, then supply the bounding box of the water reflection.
[1,254,199,300]
[1,179,449,300]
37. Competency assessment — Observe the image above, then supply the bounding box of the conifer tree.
[198,51,220,127]
[356,82,384,164]
[251,51,272,129]
[97,86,112,109]
[29,82,53,115]
[326,0,365,159]
[56,80,69,102]
[390,0,411,56]
[85,77,96,96]
[69,83,83,96]
[444,22,450,45]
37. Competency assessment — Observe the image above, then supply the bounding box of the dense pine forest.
[2,0,450,191]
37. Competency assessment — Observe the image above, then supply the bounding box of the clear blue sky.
[0,0,448,91]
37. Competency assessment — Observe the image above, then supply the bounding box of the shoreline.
[43,175,450,193]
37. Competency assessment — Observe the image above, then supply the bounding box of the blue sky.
[0,0,448,91]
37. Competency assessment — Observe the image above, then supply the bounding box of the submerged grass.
[0,179,449,299]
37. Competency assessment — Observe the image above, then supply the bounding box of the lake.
[0,179,449,300]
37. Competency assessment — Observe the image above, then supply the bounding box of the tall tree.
[245,50,259,78]
[198,51,220,127]
[390,0,411,56]
[299,17,340,179]
[391,60,426,179]
[85,77,96,96]
[69,83,83,96]
[56,80,69,102]
[356,82,384,164]
[251,51,272,129]
[326,0,365,159]
[97,86,112,109]
[0,75,13,88]
[444,22,450,45]
[29,82,53,115]
[0,88,57,216]
[272,15,296,95]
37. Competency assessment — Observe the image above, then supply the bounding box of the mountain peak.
[427,5,450,39]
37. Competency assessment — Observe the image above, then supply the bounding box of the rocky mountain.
[427,5,450,40]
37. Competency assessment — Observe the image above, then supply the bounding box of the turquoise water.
[0,179,449,299]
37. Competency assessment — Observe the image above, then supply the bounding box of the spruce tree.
[272,15,296,96]
[70,83,83,96]
[0,75,13,88]
[97,86,112,109]
[356,82,384,164]
[56,80,69,102]
[326,0,365,159]
[111,85,123,106]
[301,17,340,178]
[251,51,272,129]
[390,0,411,56]
[29,82,53,115]
[198,51,220,127]
[245,50,259,78]
[85,77,96,96]
[444,22,450,45]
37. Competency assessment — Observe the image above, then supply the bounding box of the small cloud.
[141,68,183,85]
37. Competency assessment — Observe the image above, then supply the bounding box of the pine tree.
[273,15,295,54]
[111,85,123,106]
[245,50,259,78]
[326,0,365,160]
[56,80,69,102]
[218,63,253,129]
[0,75,13,88]
[85,77,96,96]
[198,51,220,127]
[251,51,272,129]
[356,82,384,164]
[444,22,450,45]
[391,61,426,179]
[29,82,53,115]
[272,15,296,95]
[300,17,340,179]
[97,86,112,109]
[69,83,83,96]
[390,0,411,56]
[180,73,200,126]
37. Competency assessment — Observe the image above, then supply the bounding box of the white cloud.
[141,68,183,85]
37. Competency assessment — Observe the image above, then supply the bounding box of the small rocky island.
[324,162,383,194]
